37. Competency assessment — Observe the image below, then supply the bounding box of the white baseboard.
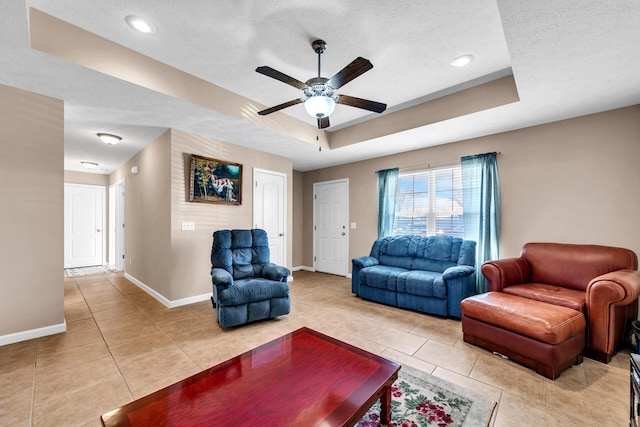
[125,273,211,309]
[292,265,315,272]
[292,266,350,278]
[0,320,66,346]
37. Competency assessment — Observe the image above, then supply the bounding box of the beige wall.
[300,105,640,272]
[111,131,173,297]
[64,170,109,186]
[292,170,304,268]
[0,84,64,337]
[169,129,293,300]
[110,128,293,303]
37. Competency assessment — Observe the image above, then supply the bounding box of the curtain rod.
[384,151,501,174]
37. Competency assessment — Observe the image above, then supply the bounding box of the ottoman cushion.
[461,292,585,345]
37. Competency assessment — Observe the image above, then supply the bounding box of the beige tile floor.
[0,270,631,426]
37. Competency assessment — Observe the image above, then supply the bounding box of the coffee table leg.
[380,385,392,426]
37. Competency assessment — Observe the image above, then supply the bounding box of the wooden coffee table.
[101,327,400,426]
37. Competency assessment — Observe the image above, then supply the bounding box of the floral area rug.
[65,265,115,277]
[358,366,495,427]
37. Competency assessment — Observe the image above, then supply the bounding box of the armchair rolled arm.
[352,256,379,269]
[587,269,640,307]
[443,265,475,280]
[211,268,234,288]
[586,269,640,355]
[481,257,532,292]
[262,263,291,282]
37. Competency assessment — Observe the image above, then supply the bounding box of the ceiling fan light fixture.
[451,54,474,67]
[81,161,99,169]
[304,95,336,118]
[97,132,122,145]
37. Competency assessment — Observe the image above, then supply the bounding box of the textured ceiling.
[1,1,639,173]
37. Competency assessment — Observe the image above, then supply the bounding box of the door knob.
[341,232,346,236]
[279,233,284,237]
[97,229,101,233]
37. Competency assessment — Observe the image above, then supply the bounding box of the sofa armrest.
[587,269,640,307]
[352,256,379,269]
[586,269,640,357]
[211,268,234,288]
[443,265,475,280]
[262,263,291,282]
[481,257,532,291]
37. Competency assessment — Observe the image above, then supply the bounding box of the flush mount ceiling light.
[81,161,99,169]
[97,132,122,145]
[125,15,157,34]
[451,54,474,67]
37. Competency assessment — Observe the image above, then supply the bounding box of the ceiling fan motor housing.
[304,77,334,98]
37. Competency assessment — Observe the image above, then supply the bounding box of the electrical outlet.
[182,221,196,231]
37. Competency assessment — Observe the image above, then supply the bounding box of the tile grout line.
[78,274,136,403]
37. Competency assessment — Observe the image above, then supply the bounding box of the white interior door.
[314,179,348,276]
[64,184,105,268]
[253,168,286,266]
[111,179,126,271]
[108,184,115,267]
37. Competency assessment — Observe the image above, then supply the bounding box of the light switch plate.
[181,221,195,231]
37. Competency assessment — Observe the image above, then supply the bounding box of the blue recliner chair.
[210,229,291,327]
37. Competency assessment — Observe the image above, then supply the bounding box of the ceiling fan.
[256,39,387,129]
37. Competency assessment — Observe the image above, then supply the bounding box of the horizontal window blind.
[393,165,464,238]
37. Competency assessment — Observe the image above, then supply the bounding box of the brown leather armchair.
[482,242,640,363]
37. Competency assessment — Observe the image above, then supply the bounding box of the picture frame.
[189,154,242,205]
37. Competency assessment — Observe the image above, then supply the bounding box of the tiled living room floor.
[0,270,630,426]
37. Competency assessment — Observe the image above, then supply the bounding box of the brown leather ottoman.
[460,292,586,379]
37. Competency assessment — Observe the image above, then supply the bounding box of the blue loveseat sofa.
[352,235,477,318]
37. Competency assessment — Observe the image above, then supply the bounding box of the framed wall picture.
[189,154,242,204]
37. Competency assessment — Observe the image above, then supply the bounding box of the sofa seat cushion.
[217,278,289,306]
[503,283,586,312]
[397,270,446,299]
[461,292,585,345]
[359,266,409,291]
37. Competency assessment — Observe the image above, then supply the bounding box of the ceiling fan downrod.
[312,39,327,78]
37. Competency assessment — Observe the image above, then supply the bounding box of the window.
[393,165,464,238]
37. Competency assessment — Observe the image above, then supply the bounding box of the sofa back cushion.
[371,235,475,272]
[211,229,271,279]
[522,242,638,291]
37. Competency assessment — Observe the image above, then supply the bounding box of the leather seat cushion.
[461,292,585,345]
[503,283,586,312]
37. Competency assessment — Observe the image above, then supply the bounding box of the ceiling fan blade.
[255,66,308,90]
[337,95,387,113]
[326,57,373,89]
[257,99,303,116]
[317,117,330,129]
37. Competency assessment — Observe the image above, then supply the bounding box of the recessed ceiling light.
[81,161,99,169]
[451,54,474,68]
[97,132,122,145]
[125,15,157,34]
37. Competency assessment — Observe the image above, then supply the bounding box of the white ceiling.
[1,1,639,173]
